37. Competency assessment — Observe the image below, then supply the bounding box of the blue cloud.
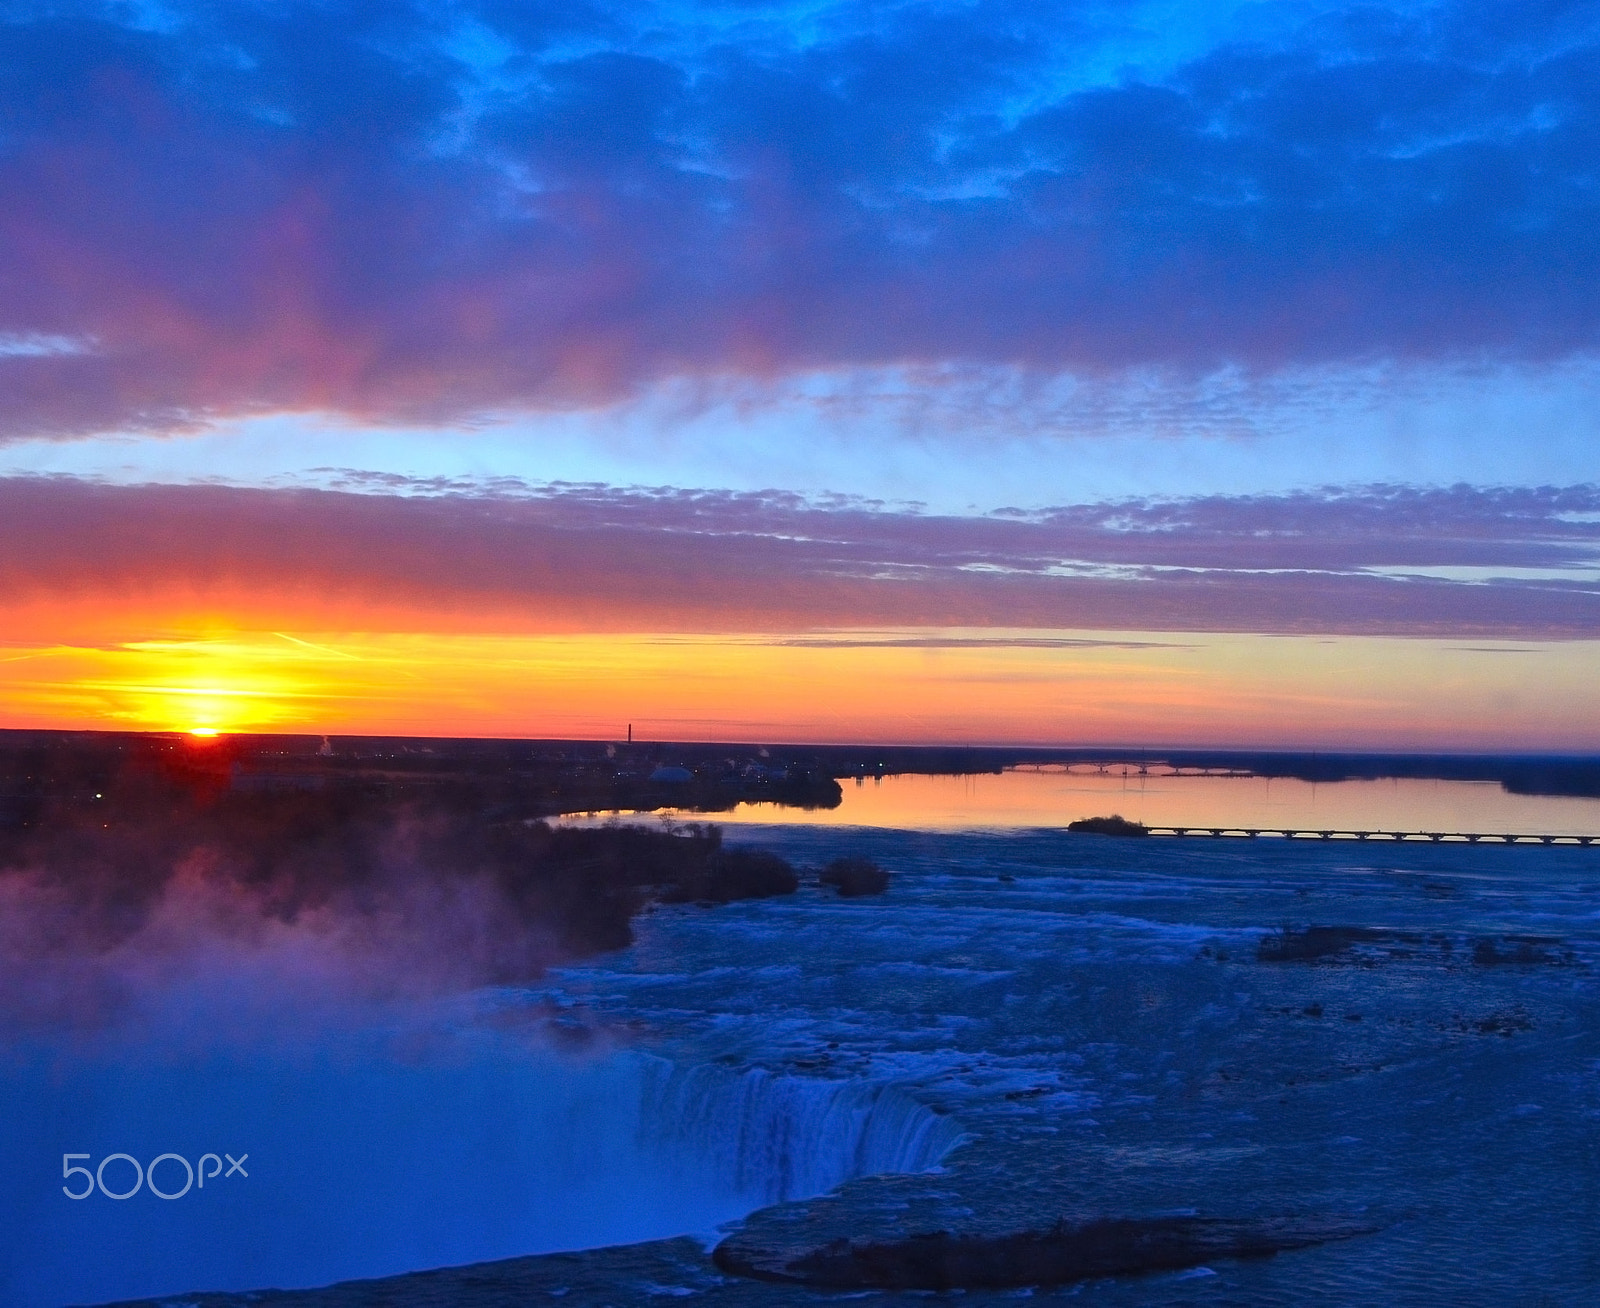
[1,0,1597,437]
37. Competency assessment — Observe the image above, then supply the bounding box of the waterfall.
[635,1057,962,1206]
[0,1038,960,1307]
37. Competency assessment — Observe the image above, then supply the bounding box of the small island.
[819,856,891,897]
[1066,814,1150,837]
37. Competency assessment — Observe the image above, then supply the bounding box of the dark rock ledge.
[98,1211,1379,1307]
[99,1213,1379,1308]
[712,1212,1379,1291]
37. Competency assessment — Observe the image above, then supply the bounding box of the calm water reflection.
[667,765,1600,835]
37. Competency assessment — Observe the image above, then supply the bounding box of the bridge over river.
[1144,827,1598,845]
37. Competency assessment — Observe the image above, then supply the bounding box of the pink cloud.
[1,477,1596,639]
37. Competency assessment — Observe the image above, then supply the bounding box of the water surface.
[664,766,1600,836]
[11,783,1600,1306]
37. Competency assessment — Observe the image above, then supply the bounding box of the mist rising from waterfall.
[2,1015,957,1307]
[0,835,954,1308]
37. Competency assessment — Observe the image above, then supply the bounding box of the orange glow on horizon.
[1,619,1597,750]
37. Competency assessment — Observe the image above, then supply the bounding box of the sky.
[1,0,1598,746]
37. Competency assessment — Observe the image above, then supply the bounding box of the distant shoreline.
[3,728,1598,802]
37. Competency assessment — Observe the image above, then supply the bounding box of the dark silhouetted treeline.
[0,738,806,986]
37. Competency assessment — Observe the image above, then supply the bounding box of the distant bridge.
[1144,827,1598,845]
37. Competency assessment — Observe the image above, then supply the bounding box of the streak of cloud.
[1,475,1597,638]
